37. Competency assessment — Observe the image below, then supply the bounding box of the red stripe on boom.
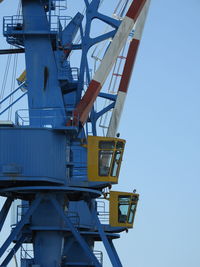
[126,0,147,21]
[119,39,140,93]
[73,80,102,125]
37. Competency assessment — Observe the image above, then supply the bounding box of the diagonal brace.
[50,197,101,267]
[0,195,42,259]
[108,239,123,267]
[93,209,123,267]
[0,197,13,232]
[1,234,26,267]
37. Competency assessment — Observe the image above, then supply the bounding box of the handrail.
[3,15,71,35]
[0,82,25,106]
[15,108,79,128]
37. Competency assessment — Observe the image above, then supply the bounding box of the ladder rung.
[99,125,109,129]
[113,73,122,77]
[117,56,126,59]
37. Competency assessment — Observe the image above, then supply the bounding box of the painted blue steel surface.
[51,196,101,267]
[32,194,65,266]
[68,201,93,228]
[0,128,67,185]
[62,235,95,265]
[0,0,127,266]
[0,195,42,262]
[21,0,65,114]
[70,143,87,182]
[1,235,26,267]
[93,209,123,267]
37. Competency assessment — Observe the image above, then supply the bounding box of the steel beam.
[0,195,41,258]
[1,235,26,266]
[93,209,123,267]
[0,197,13,232]
[0,48,25,55]
[51,197,101,267]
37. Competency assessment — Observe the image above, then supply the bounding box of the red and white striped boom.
[72,0,147,126]
[107,0,151,137]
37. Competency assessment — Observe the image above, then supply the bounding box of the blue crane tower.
[0,0,151,266]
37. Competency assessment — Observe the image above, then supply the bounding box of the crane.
[0,0,151,266]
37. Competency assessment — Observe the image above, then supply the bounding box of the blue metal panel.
[63,235,95,266]
[21,0,65,124]
[70,143,87,182]
[21,259,34,267]
[68,201,93,228]
[0,128,67,185]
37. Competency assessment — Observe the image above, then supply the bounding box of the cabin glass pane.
[111,151,121,177]
[128,203,136,224]
[99,150,113,176]
[118,196,131,223]
[99,141,115,149]
[116,141,124,149]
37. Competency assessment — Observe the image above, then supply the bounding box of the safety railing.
[97,201,109,224]
[3,16,23,35]
[21,244,34,260]
[50,15,71,32]
[94,250,103,265]
[71,67,79,81]
[21,247,103,265]
[3,15,71,36]
[17,204,29,224]
[15,108,79,128]
[58,66,79,81]
[14,204,80,228]
[53,0,68,10]
[65,211,80,227]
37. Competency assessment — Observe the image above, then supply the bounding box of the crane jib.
[72,0,148,126]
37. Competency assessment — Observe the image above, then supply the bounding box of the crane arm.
[72,0,147,126]
[107,0,151,137]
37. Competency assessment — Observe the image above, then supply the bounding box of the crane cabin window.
[116,141,124,149]
[98,140,124,177]
[99,150,114,176]
[118,195,138,224]
[109,191,139,228]
[128,202,137,224]
[87,136,125,183]
[118,196,130,223]
[111,151,122,177]
[99,141,115,149]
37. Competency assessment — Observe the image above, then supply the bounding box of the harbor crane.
[0,0,151,266]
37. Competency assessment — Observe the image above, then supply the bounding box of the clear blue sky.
[0,1,200,266]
